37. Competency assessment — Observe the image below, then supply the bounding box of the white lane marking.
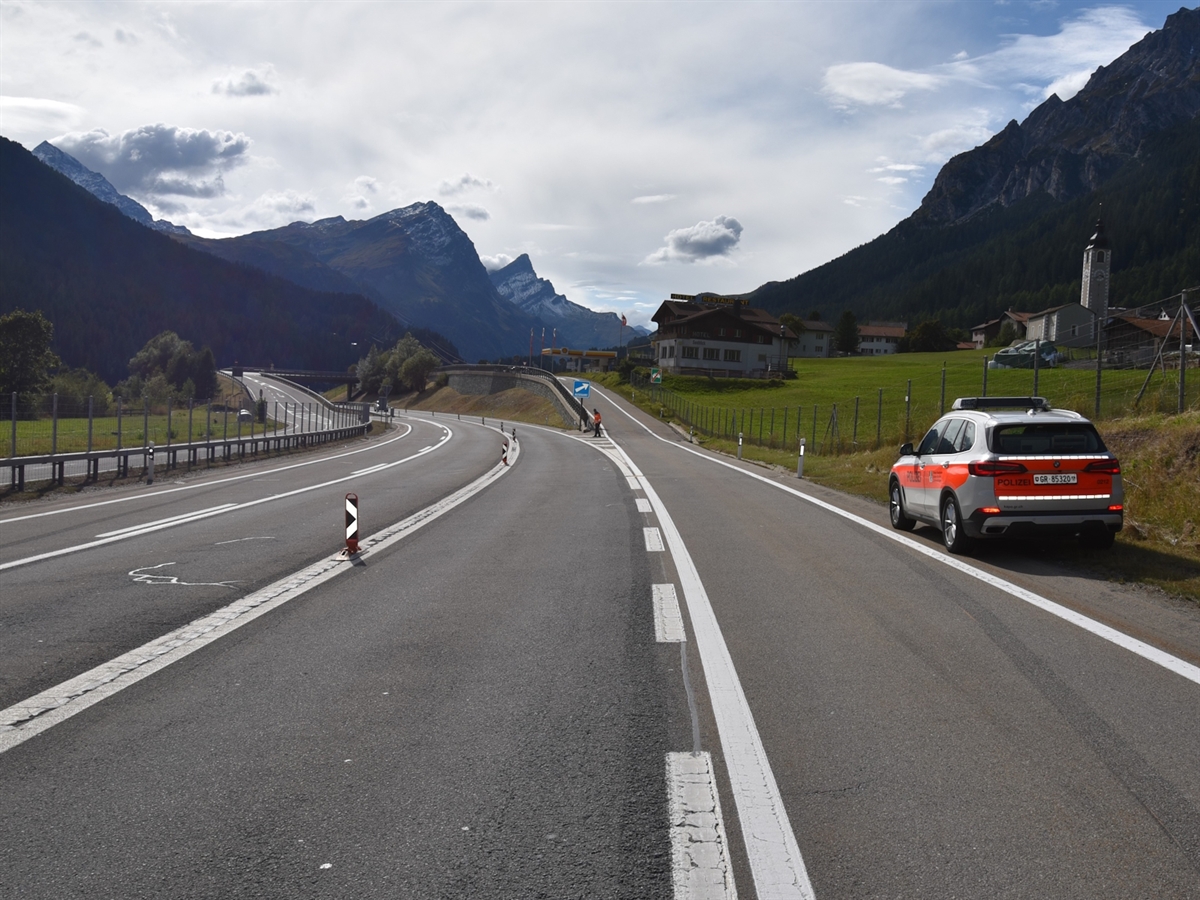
[627,475,642,490]
[0,426,454,573]
[0,429,518,753]
[654,584,686,643]
[95,503,237,537]
[608,437,815,899]
[351,463,389,476]
[644,527,665,552]
[637,498,653,513]
[0,423,415,525]
[668,751,737,900]
[129,563,241,587]
[599,390,1200,689]
[214,537,275,545]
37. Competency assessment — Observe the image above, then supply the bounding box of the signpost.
[345,493,359,554]
[650,368,662,384]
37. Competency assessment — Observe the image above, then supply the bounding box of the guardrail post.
[87,395,94,454]
[51,392,59,456]
[188,398,194,446]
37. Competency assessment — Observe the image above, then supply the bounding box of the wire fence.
[2,391,362,459]
[631,293,1198,456]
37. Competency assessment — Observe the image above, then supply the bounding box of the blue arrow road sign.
[573,380,591,399]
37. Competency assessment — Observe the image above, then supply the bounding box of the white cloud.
[439,173,495,196]
[0,95,85,133]
[644,216,743,265]
[632,194,676,204]
[212,65,279,97]
[480,253,515,271]
[446,202,490,221]
[52,124,251,198]
[822,62,942,108]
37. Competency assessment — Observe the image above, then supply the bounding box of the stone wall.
[444,369,582,428]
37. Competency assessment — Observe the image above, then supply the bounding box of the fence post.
[852,396,860,449]
[905,379,912,441]
[188,398,194,445]
[940,363,946,415]
[87,395,94,454]
[51,392,59,456]
[206,399,212,441]
[167,398,173,451]
[1094,313,1103,419]
[1179,290,1190,414]
[811,405,818,451]
[1032,340,1040,397]
[781,407,788,450]
[982,355,989,397]
[10,393,15,459]
[142,394,149,449]
[117,396,123,451]
[876,388,883,449]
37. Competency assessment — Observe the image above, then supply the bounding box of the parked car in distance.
[237,409,254,424]
[889,397,1123,553]
[989,340,1061,369]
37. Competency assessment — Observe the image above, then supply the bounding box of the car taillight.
[968,461,1028,476]
[1108,504,1123,512]
[1085,459,1121,475]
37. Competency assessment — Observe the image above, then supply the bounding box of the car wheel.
[1079,527,1115,550]
[889,479,916,531]
[941,495,972,554]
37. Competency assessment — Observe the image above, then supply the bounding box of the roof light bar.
[952,397,1050,411]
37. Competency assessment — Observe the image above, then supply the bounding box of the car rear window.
[990,423,1107,455]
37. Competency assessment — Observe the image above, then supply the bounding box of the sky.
[0,1,1188,327]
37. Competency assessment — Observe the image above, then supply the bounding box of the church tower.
[1080,218,1110,319]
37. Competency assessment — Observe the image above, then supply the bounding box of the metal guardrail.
[5,423,369,491]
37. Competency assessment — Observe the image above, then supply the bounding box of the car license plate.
[1034,473,1077,485]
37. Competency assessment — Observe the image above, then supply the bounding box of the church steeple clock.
[1080,217,1110,320]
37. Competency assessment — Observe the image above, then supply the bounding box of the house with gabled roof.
[970,308,1033,348]
[650,295,797,377]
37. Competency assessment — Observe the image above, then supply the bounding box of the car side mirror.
[899,442,914,457]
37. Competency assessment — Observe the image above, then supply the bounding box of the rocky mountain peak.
[913,5,1200,226]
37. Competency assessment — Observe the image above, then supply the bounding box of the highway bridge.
[2,373,1199,898]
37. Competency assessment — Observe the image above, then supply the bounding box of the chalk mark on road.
[129,563,241,588]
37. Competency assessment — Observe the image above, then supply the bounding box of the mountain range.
[0,136,399,386]
[26,143,634,364]
[749,5,1200,328]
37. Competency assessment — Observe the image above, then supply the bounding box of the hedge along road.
[590,381,1200,898]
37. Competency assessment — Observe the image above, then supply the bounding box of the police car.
[888,397,1123,553]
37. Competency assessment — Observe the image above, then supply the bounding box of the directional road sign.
[573,380,591,399]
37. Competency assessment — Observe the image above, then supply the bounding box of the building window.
[723,349,741,362]
[717,327,726,337]
[734,330,743,338]
[681,346,698,359]
[1097,251,1105,263]
[703,347,720,360]
[669,345,675,357]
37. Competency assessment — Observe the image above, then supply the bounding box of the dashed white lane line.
[626,475,641,490]
[600,390,1200,689]
[654,584,686,643]
[636,498,653,513]
[644,527,665,552]
[95,503,237,538]
[0,428,518,755]
[0,425,454,574]
[609,438,816,899]
[0,423,416,525]
[668,751,737,900]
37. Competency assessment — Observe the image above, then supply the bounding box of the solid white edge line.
[0,427,518,754]
[607,435,816,900]
[600,389,1200,689]
[0,425,453,573]
[95,503,238,537]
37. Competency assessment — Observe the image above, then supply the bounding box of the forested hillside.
[750,118,1200,327]
[0,137,401,385]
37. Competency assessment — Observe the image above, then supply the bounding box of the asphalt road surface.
[2,382,1198,899]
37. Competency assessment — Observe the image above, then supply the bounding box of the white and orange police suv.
[889,397,1123,553]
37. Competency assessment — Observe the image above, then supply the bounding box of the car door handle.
[941,462,950,469]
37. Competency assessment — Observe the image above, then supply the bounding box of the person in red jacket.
[592,409,602,437]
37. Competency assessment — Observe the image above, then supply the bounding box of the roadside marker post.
[797,437,805,478]
[345,493,359,554]
[147,442,156,485]
[738,432,743,460]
